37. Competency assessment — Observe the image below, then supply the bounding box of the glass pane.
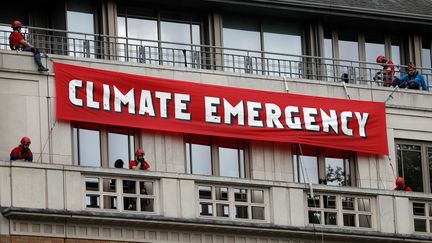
[429,147,432,192]
[251,190,264,203]
[78,128,101,167]
[200,203,213,216]
[413,202,426,216]
[235,205,248,219]
[414,219,427,232]
[358,198,371,212]
[234,188,248,202]
[140,181,153,195]
[215,187,228,201]
[293,155,319,184]
[325,158,347,186]
[108,132,129,168]
[126,18,158,63]
[85,177,99,191]
[140,198,154,212]
[324,195,336,209]
[103,196,117,209]
[397,144,423,192]
[338,32,359,82]
[67,11,95,58]
[365,34,385,82]
[252,206,265,220]
[102,178,116,192]
[307,194,320,208]
[191,144,212,175]
[216,204,229,217]
[160,21,194,67]
[359,215,372,228]
[342,197,354,210]
[308,211,321,224]
[324,37,335,81]
[343,214,355,227]
[429,203,432,217]
[86,195,100,208]
[124,197,137,210]
[219,147,241,177]
[186,143,191,173]
[391,37,401,66]
[325,212,337,225]
[199,186,212,199]
[123,180,136,194]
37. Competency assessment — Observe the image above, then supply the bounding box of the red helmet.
[20,136,31,146]
[11,20,23,29]
[135,149,145,156]
[395,177,405,187]
[376,55,385,63]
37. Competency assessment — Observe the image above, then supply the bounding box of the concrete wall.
[0,50,431,191]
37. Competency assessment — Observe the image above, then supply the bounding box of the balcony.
[1,25,431,92]
[2,161,432,242]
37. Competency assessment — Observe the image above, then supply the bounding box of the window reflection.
[338,32,359,82]
[219,147,244,178]
[108,132,134,168]
[67,11,95,58]
[293,154,319,184]
[186,143,212,175]
[74,128,101,167]
[396,143,423,192]
[365,34,385,81]
[325,157,350,186]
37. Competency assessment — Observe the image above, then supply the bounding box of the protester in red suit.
[375,55,395,86]
[10,137,33,162]
[394,177,413,192]
[129,149,150,170]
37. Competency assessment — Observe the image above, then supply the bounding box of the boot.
[38,66,49,72]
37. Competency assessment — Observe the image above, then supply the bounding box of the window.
[84,176,156,212]
[117,8,201,66]
[66,0,95,57]
[307,193,373,228]
[198,185,266,220]
[396,141,432,192]
[411,201,432,233]
[422,38,431,87]
[365,33,385,81]
[73,123,136,168]
[222,15,302,76]
[293,145,354,186]
[185,135,248,178]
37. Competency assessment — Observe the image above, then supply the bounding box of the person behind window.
[129,149,150,170]
[9,20,48,72]
[114,159,124,168]
[394,177,413,192]
[10,136,33,162]
[375,55,395,86]
[392,63,429,91]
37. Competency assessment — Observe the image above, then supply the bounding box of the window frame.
[396,140,432,193]
[292,144,356,187]
[184,134,250,178]
[72,122,138,168]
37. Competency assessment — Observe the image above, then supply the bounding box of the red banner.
[54,62,388,155]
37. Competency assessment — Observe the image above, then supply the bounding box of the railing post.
[138,46,145,63]
[83,40,91,58]
[245,56,252,74]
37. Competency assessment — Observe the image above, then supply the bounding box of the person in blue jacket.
[392,63,429,91]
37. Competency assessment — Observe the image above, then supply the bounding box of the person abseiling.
[129,149,150,170]
[394,177,413,192]
[9,20,48,72]
[392,63,429,91]
[375,55,395,86]
[10,136,33,162]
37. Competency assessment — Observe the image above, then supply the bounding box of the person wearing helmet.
[374,55,395,87]
[394,177,413,191]
[392,63,429,91]
[129,149,150,170]
[9,20,48,72]
[10,136,33,162]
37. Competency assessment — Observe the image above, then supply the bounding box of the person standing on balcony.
[129,149,150,170]
[10,137,33,162]
[392,63,429,91]
[9,20,48,72]
[375,55,395,86]
[394,177,413,192]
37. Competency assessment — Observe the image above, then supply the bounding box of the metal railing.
[1,24,431,91]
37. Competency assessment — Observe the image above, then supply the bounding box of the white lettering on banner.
[205,96,221,123]
[155,92,171,118]
[69,79,83,107]
[175,93,191,121]
[114,86,135,114]
[139,90,155,117]
[224,99,244,126]
[67,80,371,138]
[86,81,100,109]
